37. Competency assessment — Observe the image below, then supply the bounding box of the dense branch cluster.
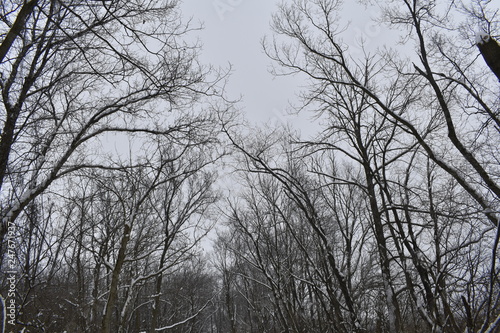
[218,1,500,332]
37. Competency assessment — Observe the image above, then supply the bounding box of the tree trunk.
[101,224,130,333]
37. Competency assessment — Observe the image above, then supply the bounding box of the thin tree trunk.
[101,224,130,333]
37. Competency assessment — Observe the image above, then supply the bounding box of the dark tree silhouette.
[477,34,500,81]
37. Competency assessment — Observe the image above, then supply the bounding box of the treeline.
[1,0,500,332]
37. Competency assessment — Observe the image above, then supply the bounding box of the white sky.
[180,0,387,136]
[180,1,310,128]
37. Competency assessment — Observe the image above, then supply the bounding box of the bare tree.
[214,0,500,332]
[3,118,223,332]
[0,2,230,328]
[0,0,224,255]
[217,127,375,332]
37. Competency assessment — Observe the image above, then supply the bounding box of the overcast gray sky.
[180,1,385,135]
[180,1,302,125]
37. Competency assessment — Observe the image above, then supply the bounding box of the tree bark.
[0,0,39,63]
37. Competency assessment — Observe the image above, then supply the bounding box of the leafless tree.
[2,121,223,332]
[0,1,228,329]
[0,0,225,257]
[215,0,500,332]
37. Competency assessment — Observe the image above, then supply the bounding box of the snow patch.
[476,31,490,45]
[484,208,496,214]
[18,189,34,203]
[2,209,13,223]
